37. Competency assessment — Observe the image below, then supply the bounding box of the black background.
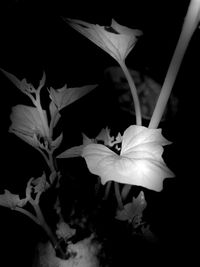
[0,0,198,266]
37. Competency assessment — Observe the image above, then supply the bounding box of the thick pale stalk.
[119,60,142,125]
[149,0,200,128]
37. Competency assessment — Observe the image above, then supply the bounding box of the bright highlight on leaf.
[82,125,175,192]
[65,18,142,63]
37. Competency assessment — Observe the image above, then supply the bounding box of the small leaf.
[1,68,35,93]
[121,184,132,200]
[32,173,49,195]
[1,68,22,90]
[51,133,63,150]
[0,190,27,209]
[38,71,46,90]
[115,207,131,221]
[56,221,76,240]
[82,133,94,145]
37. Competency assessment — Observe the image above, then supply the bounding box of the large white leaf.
[82,125,175,192]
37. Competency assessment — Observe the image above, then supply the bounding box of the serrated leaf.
[56,221,76,240]
[32,173,49,195]
[0,190,27,209]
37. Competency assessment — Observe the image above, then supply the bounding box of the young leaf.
[32,173,49,195]
[0,190,27,209]
[38,71,46,90]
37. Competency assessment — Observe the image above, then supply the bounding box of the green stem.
[34,91,50,138]
[14,207,41,225]
[49,109,59,139]
[35,146,52,170]
[49,150,57,172]
[29,199,66,258]
[29,199,57,244]
[121,184,132,201]
[119,60,142,125]
[114,182,124,210]
[149,0,200,129]
[103,181,112,200]
[25,91,37,106]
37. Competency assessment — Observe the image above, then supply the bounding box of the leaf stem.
[121,184,132,201]
[34,91,50,138]
[114,182,124,210]
[35,146,52,169]
[119,60,142,125]
[103,181,112,200]
[149,0,200,128]
[29,199,66,258]
[14,207,41,225]
[49,109,60,139]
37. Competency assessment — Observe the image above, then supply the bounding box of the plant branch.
[14,207,41,225]
[103,181,112,200]
[149,0,200,128]
[119,60,142,125]
[114,182,124,210]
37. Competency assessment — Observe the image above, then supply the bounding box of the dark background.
[0,0,198,266]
